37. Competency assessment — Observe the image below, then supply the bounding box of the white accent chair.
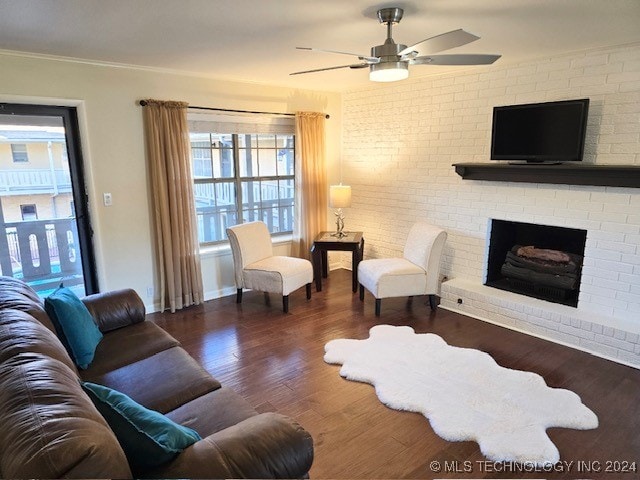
[358,222,447,316]
[227,221,313,313]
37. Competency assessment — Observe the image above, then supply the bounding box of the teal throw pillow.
[44,286,103,369]
[82,382,201,472]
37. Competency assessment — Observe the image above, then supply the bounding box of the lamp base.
[332,209,346,238]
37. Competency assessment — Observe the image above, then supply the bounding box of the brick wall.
[342,43,640,366]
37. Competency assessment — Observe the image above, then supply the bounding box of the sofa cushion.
[0,276,54,332]
[44,286,103,369]
[166,387,258,437]
[82,382,201,473]
[82,321,180,377]
[0,308,77,373]
[82,346,221,413]
[145,412,314,479]
[82,289,146,332]
[0,353,131,479]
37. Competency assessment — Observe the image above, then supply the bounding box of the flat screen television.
[490,98,589,163]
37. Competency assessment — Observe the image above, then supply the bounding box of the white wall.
[341,43,640,364]
[0,52,342,309]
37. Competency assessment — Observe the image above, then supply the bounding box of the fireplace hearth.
[485,220,587,307]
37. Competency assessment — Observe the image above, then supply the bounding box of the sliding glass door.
[0,103,97,297]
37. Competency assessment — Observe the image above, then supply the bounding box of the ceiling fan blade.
[296,47,379,63]
[399,29,480,57]
[411,54,501,65]
[290,63,369,76]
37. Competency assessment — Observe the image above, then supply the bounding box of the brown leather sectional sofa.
[0,276,313,478]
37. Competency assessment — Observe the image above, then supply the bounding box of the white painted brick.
[584,270,622,288]
[621,253,640,265]
[614,329,628,341]
[616,290,640,304]
[535,79,570,91]
[610,48,640,63]
[608,71,640,84]
[598,133,640,144]
[618,79,640,93]
[596,333,636,352]
[571,53,609,68]
[600,222,640,235]
[584,62,624,76]
[506,65,537,78]
[536,59,573,73]
[611,143,640,155]
[507,83,537,95]
[569,75,608,87]
[597,240,637,255]
[616,350,640,367]
[589,211,628,224]
[592,259,635,274]
[344,44,640,356]
[559,324,595,340]
[579,338,620,358]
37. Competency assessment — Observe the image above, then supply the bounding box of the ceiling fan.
[291,7,501,82]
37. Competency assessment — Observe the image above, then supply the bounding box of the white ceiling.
[1,0,639,92]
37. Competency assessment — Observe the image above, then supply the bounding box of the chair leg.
[306,283,311,300]
[429,294,437,311]
[236,288,242,304]
[264,292,271,306]
[375,298,381,316]
[283,295,289,313]
[359,284,365,301]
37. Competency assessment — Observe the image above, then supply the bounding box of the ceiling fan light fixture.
[292,6,501,81]
[369,61,408,82]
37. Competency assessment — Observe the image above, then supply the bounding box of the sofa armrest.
[147,412,314,479]
[82,289,145,333]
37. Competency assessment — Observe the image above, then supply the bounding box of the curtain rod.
[138,100,329,119]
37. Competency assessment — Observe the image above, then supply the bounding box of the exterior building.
[0,126,82,296]
[0,128,73,221]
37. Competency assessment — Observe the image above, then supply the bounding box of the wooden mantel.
[453,163,640,188]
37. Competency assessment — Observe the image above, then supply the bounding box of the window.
[188,113,295,245]
[11,144,28,162]
[20,204,37,221]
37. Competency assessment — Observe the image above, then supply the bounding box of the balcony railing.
[194,180,294,244]
[197,199,294,243]
[0,217,84,294]
[0,168,72,194]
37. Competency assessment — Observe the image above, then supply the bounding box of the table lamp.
[329,184,352,238]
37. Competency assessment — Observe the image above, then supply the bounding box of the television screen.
[490,99,589,162]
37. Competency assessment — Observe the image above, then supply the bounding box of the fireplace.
[485,220,587,307]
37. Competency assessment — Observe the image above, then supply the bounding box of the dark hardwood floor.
[150,269,640,479]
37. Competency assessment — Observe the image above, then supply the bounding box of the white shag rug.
[324,325,598,465]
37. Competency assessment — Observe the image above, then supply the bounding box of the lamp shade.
[329,185,352,208]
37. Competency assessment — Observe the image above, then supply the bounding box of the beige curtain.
[142,99,203,312]
[293,112,328,260]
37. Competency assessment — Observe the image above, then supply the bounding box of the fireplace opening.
[485,219,587,307]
